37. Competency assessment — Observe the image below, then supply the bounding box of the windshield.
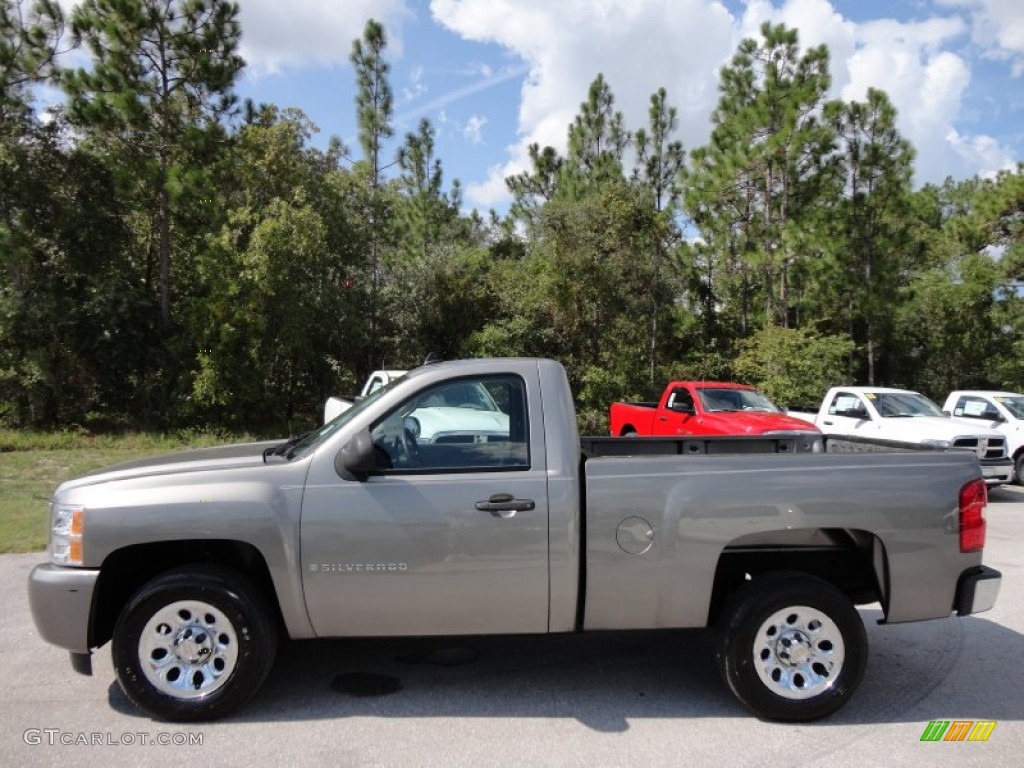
[870,392,944,418]
[994,395,1024,419]
[697,387,780,413]
[286,378,402,460]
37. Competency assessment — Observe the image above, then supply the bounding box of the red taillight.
[959,478,988,553]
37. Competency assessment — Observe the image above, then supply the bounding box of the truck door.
[950,394,1005,430]
[654,386,696,435]
[820,391,874,436]
[300,371,551,637]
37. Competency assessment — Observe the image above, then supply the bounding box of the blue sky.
[56,0,1024,214]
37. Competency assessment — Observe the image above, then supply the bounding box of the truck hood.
[58,440,283,491]
[412,407,510,441]
[700,411,819,434]
[876,416,1004,440]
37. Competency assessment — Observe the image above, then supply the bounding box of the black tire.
[714,573,867,722]
[112,565,278,722]
[1015,452,1024,486]
[622,427,638,437]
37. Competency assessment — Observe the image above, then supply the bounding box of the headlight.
[51,503,84,565]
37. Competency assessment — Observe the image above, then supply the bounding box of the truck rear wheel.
[112,565,278,722]
[714,573,867,721]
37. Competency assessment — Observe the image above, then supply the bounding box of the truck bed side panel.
[582,452,982,629]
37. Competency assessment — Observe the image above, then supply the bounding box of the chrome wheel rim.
[138,600,239,700]
[753,605,845,700]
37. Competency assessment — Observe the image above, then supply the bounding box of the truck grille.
[953,436,1006,459]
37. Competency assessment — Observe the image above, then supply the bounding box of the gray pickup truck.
[28,358,1001,723]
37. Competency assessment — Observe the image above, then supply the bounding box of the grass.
[0,429,254,554]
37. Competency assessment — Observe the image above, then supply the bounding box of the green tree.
[506,142,562,228]
[349,18,394,369]
[825,88,914,384]
[558,73,630,200]
[189,107,364,429]
[62,0,244,327]
[472,184,676,431]
[634,87,685,212]
[893,252,1001,398]
[0,116,137,426]
[0,0,66,123]
[633,87,686,385]
[394,117,459,261]
[507,74,631,228]
[733,326,854,406]
[687,22,837,333]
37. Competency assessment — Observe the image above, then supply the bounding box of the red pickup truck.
[610,381,820,438]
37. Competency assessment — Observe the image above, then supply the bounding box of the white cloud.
[432,0,736,209]
[236,0,413,76]
[462,114,488,144]
[434,0,1020,210]
[939,0,1024,75]
[836,15,1019,183]
[466,162,520,207]
[946,128,1018,176]
[402,65,428,103]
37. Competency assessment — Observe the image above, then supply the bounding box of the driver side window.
[829,392,867,418]
[370,375,530,473]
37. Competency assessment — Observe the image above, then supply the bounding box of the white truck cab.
[802,386,1013,486]
[324,370,407,423]
[944,391,1024,485]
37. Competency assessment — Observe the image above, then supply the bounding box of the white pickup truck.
[791,386,1014,486]
[324,369,407,422]
[944,391,1024,485]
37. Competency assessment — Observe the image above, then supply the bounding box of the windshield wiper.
[263,431,311,463]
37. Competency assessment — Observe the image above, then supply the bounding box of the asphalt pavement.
[2,487,1023,767]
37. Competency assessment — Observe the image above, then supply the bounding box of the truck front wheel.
[714,573,867,721]
[1014,452,1024,486]
[112,565,278,722]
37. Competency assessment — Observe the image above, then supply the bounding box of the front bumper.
[27,563,100,654]
[980,457,1014,485]
[954,565,1002,616]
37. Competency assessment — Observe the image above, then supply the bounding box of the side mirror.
[670,401,695,415]
[336,429,377,481]
[842,406,868,420]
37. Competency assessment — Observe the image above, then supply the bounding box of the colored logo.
[920,720,996,742]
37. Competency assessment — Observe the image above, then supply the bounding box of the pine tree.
[0,0,66,124]
[633,87,685,385]
[827,88,914,383]
[506,142,562,228]
[62,0,243,327]
[350,18,394,369]
[687,22,837,332]
[559,73,630,199]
